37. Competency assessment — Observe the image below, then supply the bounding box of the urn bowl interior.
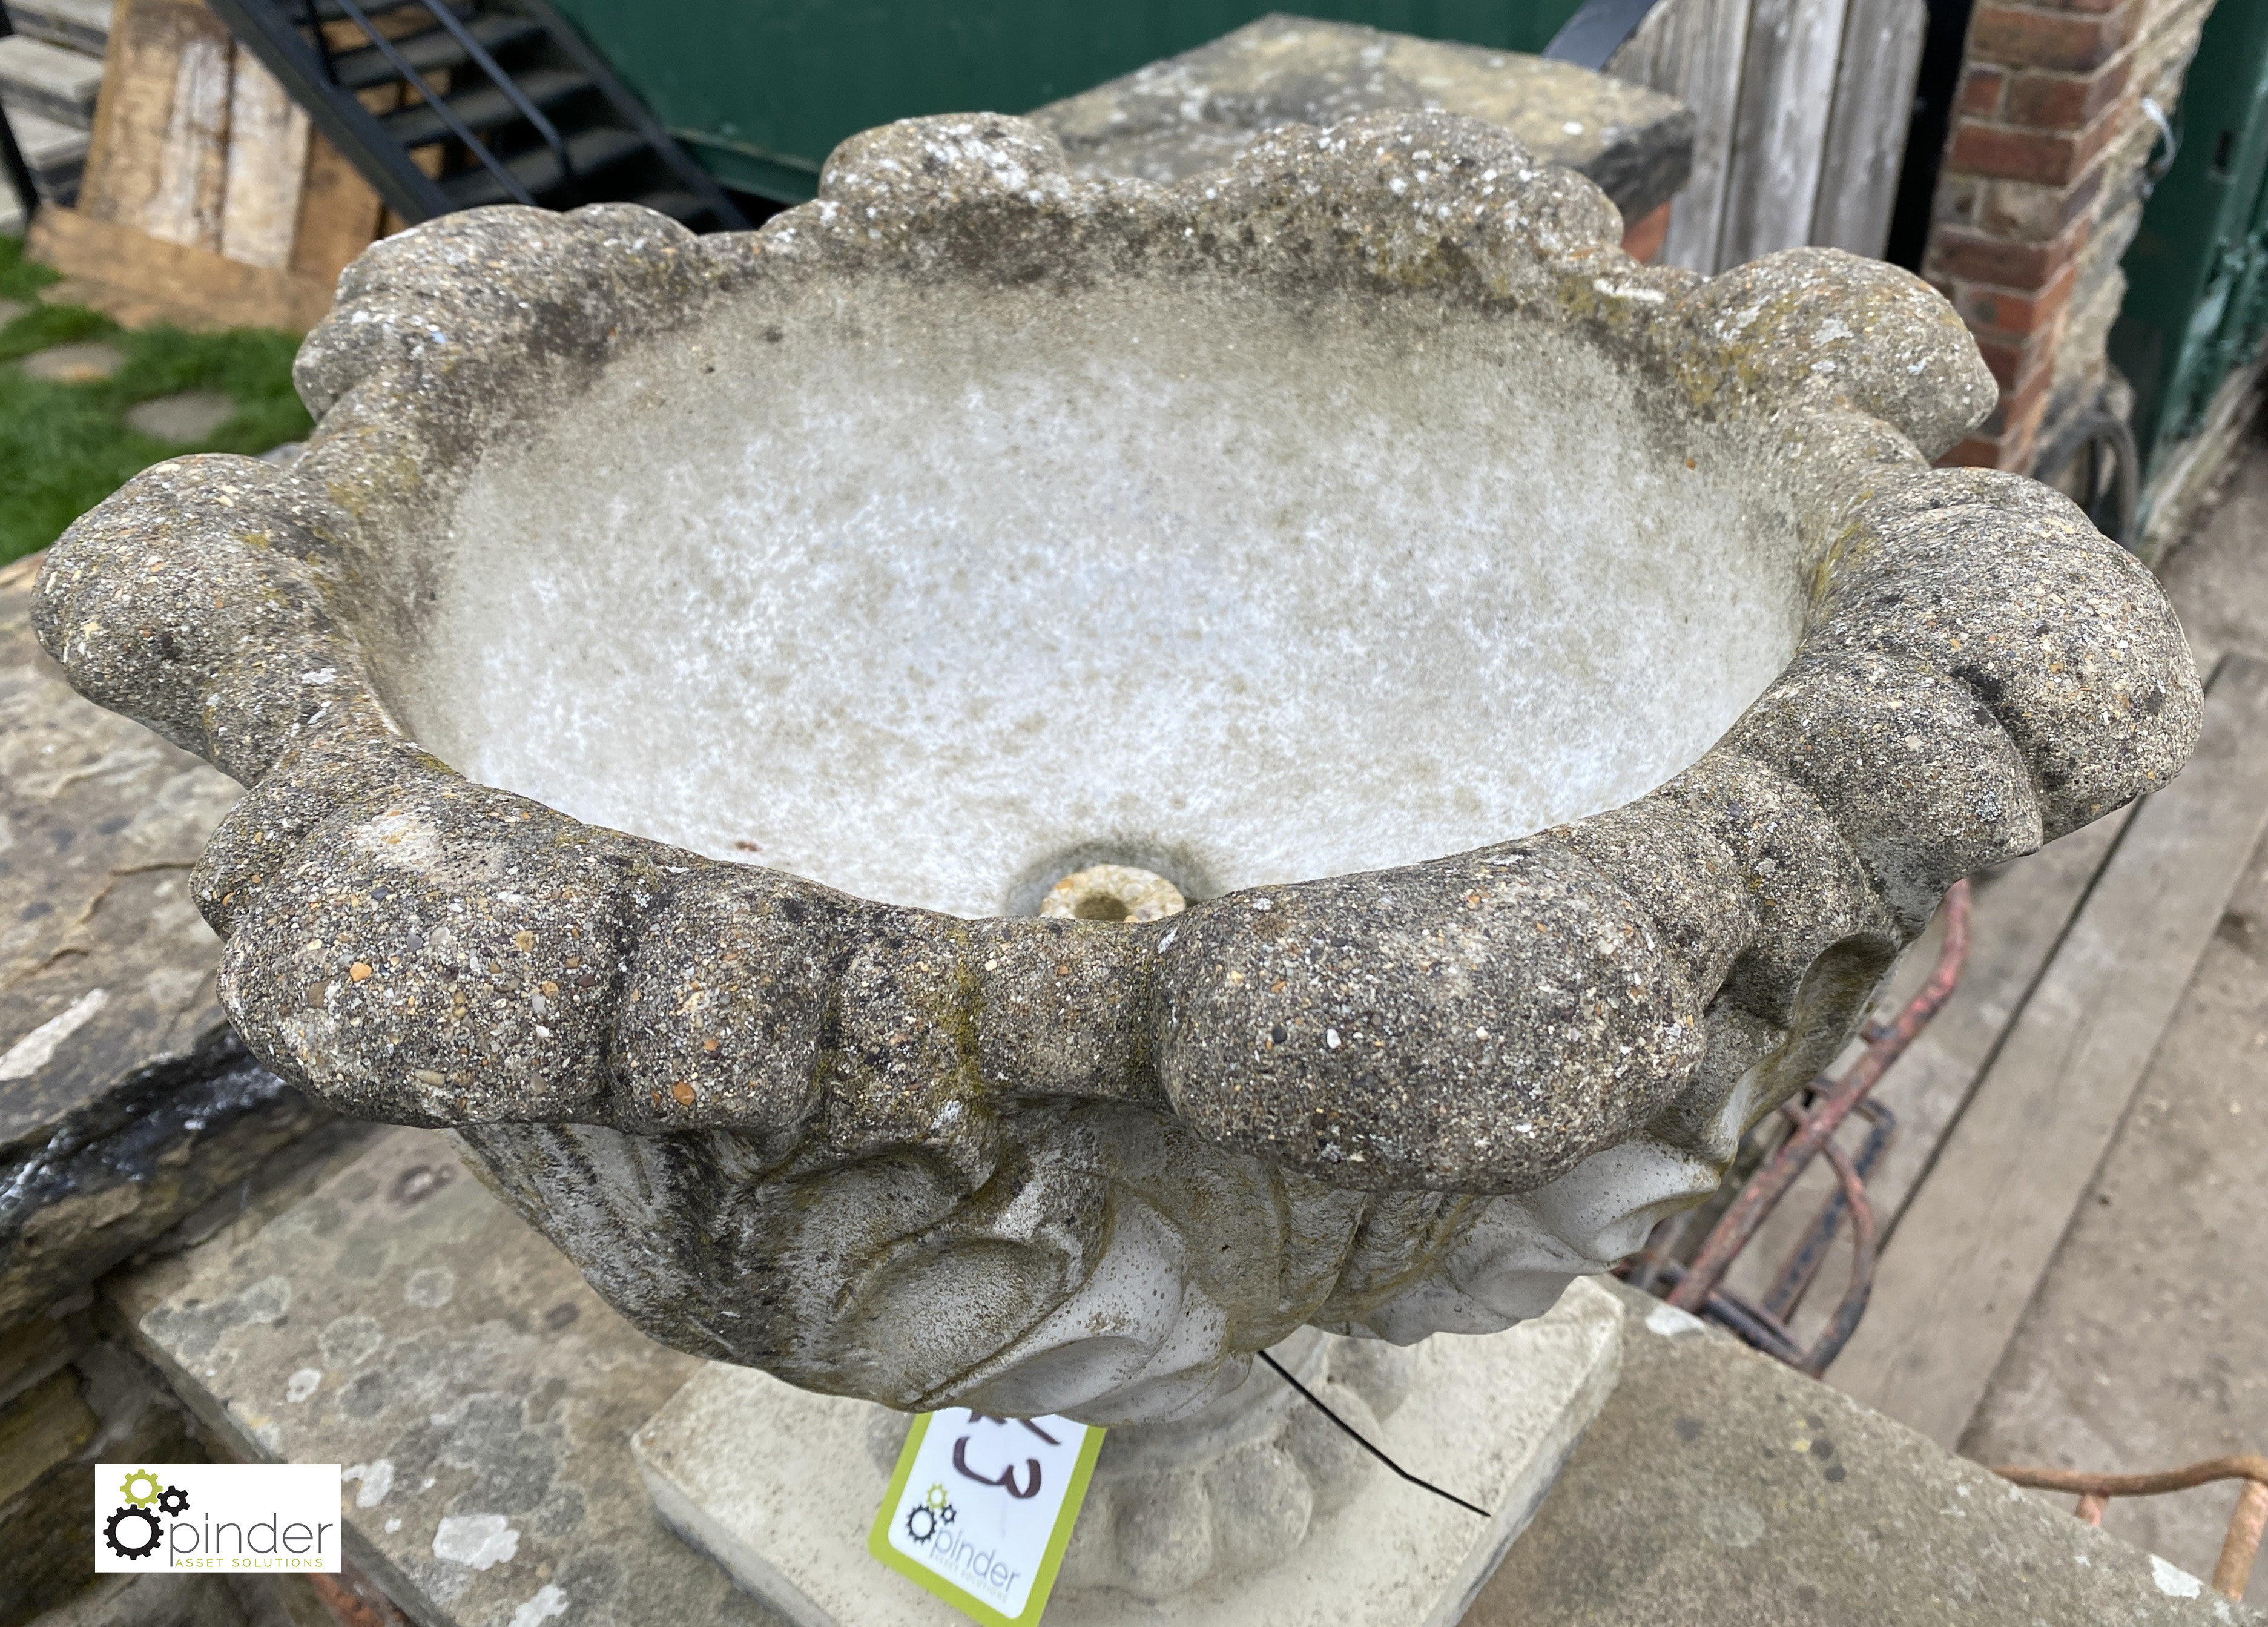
[380,272,1809,917]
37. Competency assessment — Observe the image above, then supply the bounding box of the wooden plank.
[73,0,239,249]
[289,127,384,287]
[1828,655,2268,1447]
[219,47,310,271]
[1716,0,1853,268]
[143,21,232,251]
[73,0,190,225]
[1810,0,1928,258]
[27,202,335,332]
[1606,0,1753,274]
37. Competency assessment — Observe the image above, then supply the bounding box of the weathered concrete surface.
[633,1280,1620,1626]
[1029,15,1693,224]
[35,107,2188,1429]
[99,1115,2254,1626]
[1468,1285,2261,1626]
[0,553,320,1328]
[110,1126,782,1627]
[1959,437,2268,1606]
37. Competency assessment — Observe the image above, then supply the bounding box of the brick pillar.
[1924,0,2214,472]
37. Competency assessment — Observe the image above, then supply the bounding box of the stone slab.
[2,103,87,197]
[5,0,110,56]
[124,388,237,444]
[1832,653,2268,1448]
[110,1126,785,1627]
[13,339,117,381]
[1468,1284,2262,1626]
[0,555,321,1330]
[1965,809,2268,1603]
[4,0,111,56]
[1719,808,2132,1344]
[631,1279,1623,1627]
[1028,15,1693,223]
[0,34,99,128]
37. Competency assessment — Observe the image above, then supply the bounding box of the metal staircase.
[208,0,748,232]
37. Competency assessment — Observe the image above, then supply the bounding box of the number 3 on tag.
[868,1409,1104,1625]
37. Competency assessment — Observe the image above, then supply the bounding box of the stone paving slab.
[1960,445,2268,1606]
[1029,15,1691,223]
[110,1126,782,1627]
[1963,811,2268,1606]
[0,555,320,1328]
[4,0,112,55]
[1469,1285,2260,1626]
[634,1281,1622,1627]
[107,1112,2256,1627]
[124,389,237,444]
[14,340,119,381]
[0,33,100,125]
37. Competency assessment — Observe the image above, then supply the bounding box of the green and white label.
[868,1409,1104,1625]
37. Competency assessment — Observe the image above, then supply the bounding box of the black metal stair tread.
[632,190,714,224]
[439,125,651,206]
[297,0,470,24]
[380,66,591,147]
[328,13,545,91]
[211,0,749,230]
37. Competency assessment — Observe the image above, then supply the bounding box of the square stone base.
[631,1278,1624,1626]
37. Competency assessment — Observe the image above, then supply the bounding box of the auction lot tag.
[869,1410,1103,1625]
[97,1464,342,1573]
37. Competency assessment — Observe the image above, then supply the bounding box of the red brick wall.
[1924,0,2215,472]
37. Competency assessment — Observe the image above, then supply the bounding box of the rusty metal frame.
[1618,879,1973,1374]
[1994,1456,2268,1599]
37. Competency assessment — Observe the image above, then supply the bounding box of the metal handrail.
[1996,1457,2268,1599]
[328,0,535,206]
[297,0,338,85]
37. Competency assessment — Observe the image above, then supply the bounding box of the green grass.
[0,234,313,566]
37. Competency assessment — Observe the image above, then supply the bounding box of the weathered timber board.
[1606,0,1752,273]
[1812,0,1928,259]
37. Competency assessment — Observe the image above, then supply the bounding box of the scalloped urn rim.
[32,108,2200,1206]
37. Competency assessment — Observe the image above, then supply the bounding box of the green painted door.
[542,2,1590,202]
[2109,0,2268,480]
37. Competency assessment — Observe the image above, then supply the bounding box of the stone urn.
[37,109,2194,1464]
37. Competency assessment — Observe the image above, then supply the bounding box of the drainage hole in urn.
[1040,865,1187,923]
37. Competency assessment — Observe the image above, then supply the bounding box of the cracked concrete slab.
[109,1125,783,1627]
[1469,1285,2260,1625]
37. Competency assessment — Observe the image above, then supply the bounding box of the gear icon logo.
[156,1485,190,1516]
[104,1505,163,1560]
[119,1469,162,1507]
[903,1483,958,1544]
